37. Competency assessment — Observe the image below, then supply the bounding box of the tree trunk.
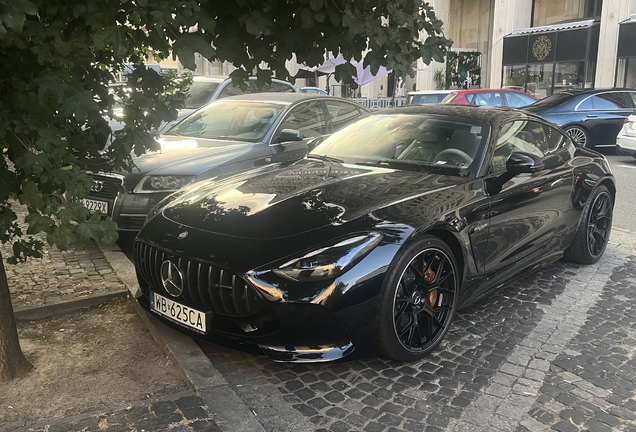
[0,250,33,381]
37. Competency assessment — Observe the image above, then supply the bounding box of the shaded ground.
[0,297,188,431]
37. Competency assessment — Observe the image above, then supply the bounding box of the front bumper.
[616,136,636,158]
[85,174,171,231]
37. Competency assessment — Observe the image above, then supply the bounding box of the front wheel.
[377,236,459,361]
[564,185,613,264]
[564,125,591,148]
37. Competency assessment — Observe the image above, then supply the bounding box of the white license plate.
[81,198,108,214]
[150,291,207,334]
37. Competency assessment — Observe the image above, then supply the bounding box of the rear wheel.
[377,236,459,361]
[564,185,613,264]
[564,125,590,148]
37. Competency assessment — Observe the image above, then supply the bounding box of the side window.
[474,92,503,107]
[542,124,567,153]
[324,101,362,132]
[491,120,547,174]
[505,92,536,108]
[598,92,629,108]
[590,95,619,110]
[465,94,476,104]
[576,96,594,110]
[629,92,636,106]
[275,82,296,92]
[276,101,327,141]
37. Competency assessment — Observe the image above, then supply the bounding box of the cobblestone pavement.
[22,393,221,432]
[199,230,636,432]
[5,211,636,431]
[3,241,125,311]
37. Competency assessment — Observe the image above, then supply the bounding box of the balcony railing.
[351,97,407,111]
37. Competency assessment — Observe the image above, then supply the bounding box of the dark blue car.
[524,88,636,149]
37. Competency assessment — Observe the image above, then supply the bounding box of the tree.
[0,0,451,381]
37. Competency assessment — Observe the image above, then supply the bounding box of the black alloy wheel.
[377,236,459,361]
[564,125,590,148]
[564,185,613,264]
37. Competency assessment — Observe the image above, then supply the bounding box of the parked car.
[441,88,538,108]
[83,93,370,230]
[524,88,636,149]
[156,76,298,134]
[134,104,614,363]
[406,90,452,105]
[617,114,636,158]
[95,76,298,148]
[300,86,329,95]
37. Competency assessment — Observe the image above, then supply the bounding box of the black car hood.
[120,135,256,186]
[160,159,465,239]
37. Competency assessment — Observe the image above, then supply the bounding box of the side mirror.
[276,129,304,143]
[506,152,545,174]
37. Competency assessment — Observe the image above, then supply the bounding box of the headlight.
[273,232,383,282]
[133,175,197,193]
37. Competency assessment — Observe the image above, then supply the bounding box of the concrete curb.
[14,290,128,321]
[97,239,267,432]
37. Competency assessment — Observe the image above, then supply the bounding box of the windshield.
[166,100,285,142]
[311,114,486,176]
[185,81,221,109]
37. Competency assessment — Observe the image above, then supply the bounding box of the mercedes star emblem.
[160,260,184,297]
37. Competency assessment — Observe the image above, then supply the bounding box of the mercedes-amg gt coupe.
[133,104,615,363]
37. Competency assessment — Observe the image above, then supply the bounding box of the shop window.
[585,0,603,18]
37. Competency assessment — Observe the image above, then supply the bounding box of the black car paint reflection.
[134,105,615,362]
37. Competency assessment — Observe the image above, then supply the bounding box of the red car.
[442,88,539,108]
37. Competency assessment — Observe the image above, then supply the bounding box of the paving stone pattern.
[3,240,126,311]
[201,233,636,432]
[20,393,221,432]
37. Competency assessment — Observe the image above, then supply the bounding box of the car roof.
[192,75,293,84]
[407,90,452,95]
[371,103,519,124]
[451,88,530,95]
[548,87,636,96]
[218,92,343,104]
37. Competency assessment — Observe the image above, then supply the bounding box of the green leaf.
[172,33,216,71]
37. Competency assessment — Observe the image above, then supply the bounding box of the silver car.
[83,93,370,230]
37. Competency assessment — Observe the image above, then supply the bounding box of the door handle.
[586,115,598,118]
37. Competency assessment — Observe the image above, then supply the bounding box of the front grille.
[134,242,264,317]
[89,175,121,199]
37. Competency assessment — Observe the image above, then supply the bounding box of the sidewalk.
[4,227,636,432]
[3,236,267,432]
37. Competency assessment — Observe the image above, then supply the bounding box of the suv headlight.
[133,175,197,193]
[273,232,383,282]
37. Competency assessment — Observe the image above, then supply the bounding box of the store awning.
[294,57,390,85]
[510,19,596,35]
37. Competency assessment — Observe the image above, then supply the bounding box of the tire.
[377,236,459,361]
[564,125,591,148]
[564,185,613,264]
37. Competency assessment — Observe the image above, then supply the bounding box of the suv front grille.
[89,175,121,199]
[134,242,264,317]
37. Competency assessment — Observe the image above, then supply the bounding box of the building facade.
[416,0,636,95]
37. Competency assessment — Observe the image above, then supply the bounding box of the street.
[605,152,636,231]
[111,149,636,431]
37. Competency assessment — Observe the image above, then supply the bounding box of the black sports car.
[134,105,615,363]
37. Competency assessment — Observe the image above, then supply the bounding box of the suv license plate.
[81,198,108,214]
[150,291,207,334]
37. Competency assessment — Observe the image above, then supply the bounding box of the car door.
[479,119,574,276]
[575,92,635,146]
[268,100,328,163]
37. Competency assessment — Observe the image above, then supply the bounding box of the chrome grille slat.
[134,242,263,317]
